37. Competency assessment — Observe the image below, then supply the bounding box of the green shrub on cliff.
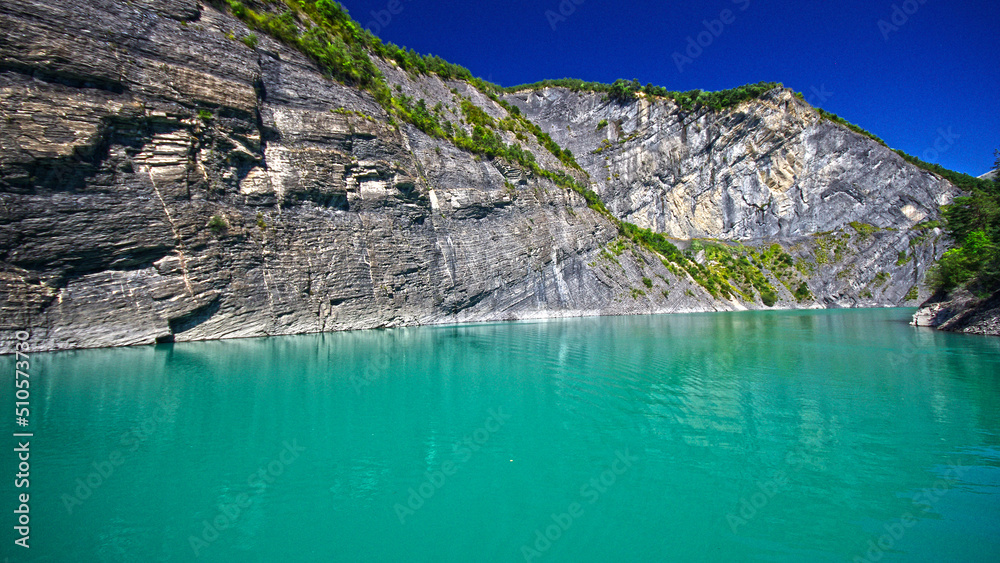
[609,79,641,103]
[928,150,1000,294]
[793,279,813,301]
[208,215,228,235]
[241,33,259,49]
[507,78,781,112]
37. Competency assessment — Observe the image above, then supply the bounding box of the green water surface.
[3,308,999,562]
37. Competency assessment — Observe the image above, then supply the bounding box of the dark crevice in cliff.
[2,124,118,194]
[168,293,222,335]
[286,191,349,210]
[0,66,127,94]
[446,289,491,314]
[22,244,177,292]
[132,0,202,22]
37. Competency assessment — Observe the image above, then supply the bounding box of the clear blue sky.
[339,0,998,176]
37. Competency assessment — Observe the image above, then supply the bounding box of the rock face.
[912,290,1000,337]
[506,88,958,308]
[0,0,962,352]
[506,89,954,240]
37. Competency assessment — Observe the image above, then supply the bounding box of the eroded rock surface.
[912,290,1000,337]
[0,0,963,351]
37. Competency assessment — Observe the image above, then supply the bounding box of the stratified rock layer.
[912,290,1000,337]
[0,0,962,351]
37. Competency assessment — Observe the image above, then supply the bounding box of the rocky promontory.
[912,290,1000,337]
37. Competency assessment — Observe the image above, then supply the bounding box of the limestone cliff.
[506,88,958,308]
[0,0,961,352]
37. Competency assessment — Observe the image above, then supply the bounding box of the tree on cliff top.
[929,150,1000,294]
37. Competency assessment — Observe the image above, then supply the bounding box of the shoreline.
[4,304,925,356]
[912,289,1000,337]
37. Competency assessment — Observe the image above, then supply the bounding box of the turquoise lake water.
[3,308,1000,562]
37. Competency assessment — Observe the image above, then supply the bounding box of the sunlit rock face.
[505,88,955,241]
[0,0,959,352]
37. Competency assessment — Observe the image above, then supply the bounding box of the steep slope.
[0,0,961,352]
[0,0,722,352]
[507,87,958,306]
[508,88,954,239]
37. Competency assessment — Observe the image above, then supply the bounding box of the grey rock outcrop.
[0,0,965,352]
[506,88,959,308]
[912,290,1000,337]
[506,88,955,239]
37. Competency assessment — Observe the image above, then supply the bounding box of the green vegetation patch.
[928,188,1000,294]
[849,221,880,241]
[241,32,259,49]
[793,282,812,302]
[208,215,228,235]
[609,229,800,307]
[812,231,852,265]
[607,238,630,256]
[507,78,782,113]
